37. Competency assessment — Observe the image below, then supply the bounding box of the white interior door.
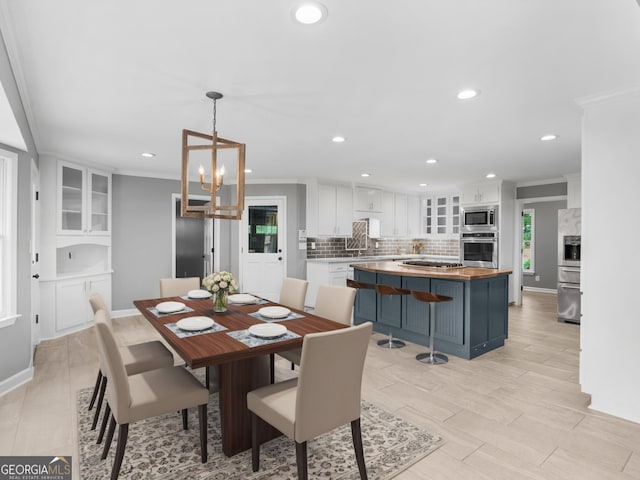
[30,159,40,352]
[241,197,286,301]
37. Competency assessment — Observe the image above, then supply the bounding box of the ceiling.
[1,0,640,192]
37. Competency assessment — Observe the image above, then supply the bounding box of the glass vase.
[213,291,228,312]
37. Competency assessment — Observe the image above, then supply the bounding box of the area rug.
[77,388,443,479]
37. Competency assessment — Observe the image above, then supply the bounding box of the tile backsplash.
[306,236,460,259]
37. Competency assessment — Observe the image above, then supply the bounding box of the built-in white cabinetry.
[39,156,112,339]
[565,173,581,209]
[354,187,383,212]
[421,192,460,238]
[54,274,111,331]
[460,183,499,205]
[57,161,111,238]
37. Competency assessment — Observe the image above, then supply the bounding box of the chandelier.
[181,91,246,219]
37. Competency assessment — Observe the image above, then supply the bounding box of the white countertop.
[306,255,459,264]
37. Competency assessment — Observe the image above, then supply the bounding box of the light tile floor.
[1,291,639,479]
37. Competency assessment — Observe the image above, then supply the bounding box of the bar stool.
[374,284,410,349]
[410,290,453,364]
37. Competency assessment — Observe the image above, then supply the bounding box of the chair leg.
[269,353,275,384]
[182,408,188,430]
[205,366,210,390]
[111,423,129,480]
[198,403,207,463]
[291,362,295,371]
[97,402,111,444]
[101,415,117,460]
[351,418,368,480]
[88,369,102,410]
[251,412,260,472]
[295,441,308,480]
[91,376,108,430]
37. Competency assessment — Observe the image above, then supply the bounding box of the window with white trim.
[522,209,535,273]
[0,148,18,325]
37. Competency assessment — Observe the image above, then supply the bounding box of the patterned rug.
[77,388,443,479]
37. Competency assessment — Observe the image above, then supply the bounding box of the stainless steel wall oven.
[460,231,498,268]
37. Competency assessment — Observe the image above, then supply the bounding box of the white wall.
[579,89,640,423]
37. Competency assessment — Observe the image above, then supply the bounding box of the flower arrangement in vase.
[202,271,238,312]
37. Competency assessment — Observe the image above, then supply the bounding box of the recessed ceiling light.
[426,158,437,164]
[457,89,479,100]
[486,173,496,179]
[244,169,252,173]
[419,183,427,187]
[361,173,371,177]
[332,135,346,143]
[540,134,558,141]
[141,152,155,158]
[293,2,327,25]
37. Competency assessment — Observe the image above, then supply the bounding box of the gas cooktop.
[402,260,465,269]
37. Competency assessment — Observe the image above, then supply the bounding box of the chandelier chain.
[212,98,217,133]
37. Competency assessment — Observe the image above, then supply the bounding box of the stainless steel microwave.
[461,206,498,231]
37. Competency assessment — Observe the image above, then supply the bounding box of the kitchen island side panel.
[353,269,377,325]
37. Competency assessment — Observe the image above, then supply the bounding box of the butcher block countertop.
[351,261,512,280]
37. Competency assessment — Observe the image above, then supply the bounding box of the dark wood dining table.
[133,295,348,457]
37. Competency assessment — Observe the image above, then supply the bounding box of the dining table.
[133,294,348,457]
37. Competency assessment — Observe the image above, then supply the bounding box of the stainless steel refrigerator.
[557,208,581,323]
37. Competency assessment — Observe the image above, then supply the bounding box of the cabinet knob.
[32,274,40,279]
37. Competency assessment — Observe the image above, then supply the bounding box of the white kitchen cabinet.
[460,183,499,205]
[306,262,349,307]
[354,187,383,212]
[407,196,421,236]
[57,160,111,237]
[380,192,419,237]
[315,183,353,237]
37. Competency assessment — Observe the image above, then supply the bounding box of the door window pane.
[248,205,278,253]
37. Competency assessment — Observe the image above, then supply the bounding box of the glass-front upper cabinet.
[422,193,460,238]
[89,171,110,233]
[57,161,111,236]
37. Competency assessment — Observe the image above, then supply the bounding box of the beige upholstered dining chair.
[88,293,174,442]
[269,278,309,382]
[159,277,201,297]
[275,284,356,375]
[248,321,373,480]
[278,277,309,311]
[94,310,209,480]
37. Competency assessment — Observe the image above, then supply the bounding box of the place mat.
[77,387,444,480]
[147,306,194,318]
[248,311,305,323]
[165,321,227,338]
[227,328,301,347]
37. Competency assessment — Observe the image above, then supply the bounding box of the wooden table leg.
[218,356,282,456]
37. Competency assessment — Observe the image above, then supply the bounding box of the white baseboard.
[523,286,557,294]
[0,367,33,398]
[111,308,139,318]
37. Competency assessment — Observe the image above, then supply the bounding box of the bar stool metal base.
[416,352,448,364]
[377,338,406,349]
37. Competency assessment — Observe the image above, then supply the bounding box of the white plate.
[228,293,259,304]
[258,306,291,319]
[176,316,214,331]
[187,289,212,299]
[248,323,287,339]
[156,301,186,314]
